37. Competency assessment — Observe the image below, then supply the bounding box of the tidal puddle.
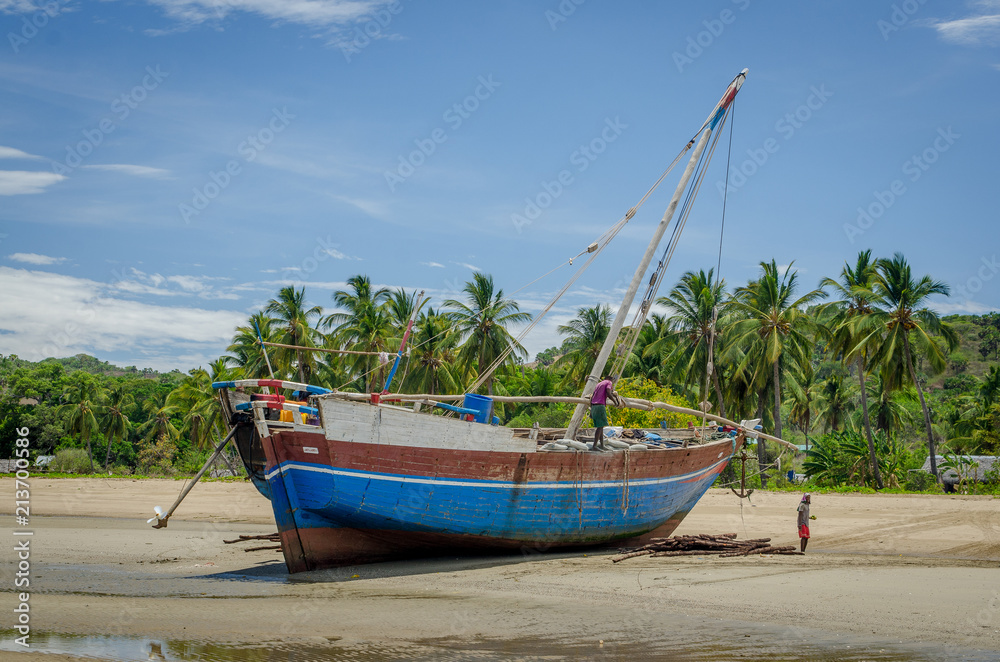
[2,630,996,661]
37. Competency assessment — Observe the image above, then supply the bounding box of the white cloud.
[932,7,1000,45]
[167,274,208,292]
[931,299,999,315]
[110,267,241,300]
[0,1,47,14]
[0,146,42,160]
[83,164,172,178]
[7,253,66,265]
[422,262,445,268]
[0,266,246,369]
[321,247,362,261]
[0,263,627,369]
[0,171,65,195]
[775,263,804,275]
[455,262,482,271]
[140,0,395,29]
[334,195,390,219]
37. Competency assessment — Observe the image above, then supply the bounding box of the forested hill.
[36,354,183,379]
[935,315,999,384]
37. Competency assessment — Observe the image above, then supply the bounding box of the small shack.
[919,456,998,491]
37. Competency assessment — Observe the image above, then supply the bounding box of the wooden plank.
[317,398,536,454]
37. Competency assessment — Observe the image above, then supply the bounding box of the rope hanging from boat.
[259,341,387,356]
[607,105,733,382]
[622,449,630,514]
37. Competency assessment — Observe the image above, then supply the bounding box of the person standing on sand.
[797,493,811,552]
[590,376,616,451]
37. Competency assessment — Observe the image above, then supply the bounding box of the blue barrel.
[462,393,494,424]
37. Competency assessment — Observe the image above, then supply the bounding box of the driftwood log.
[223,532,282,552]
[223,533,281,544]
[612,533,804,562]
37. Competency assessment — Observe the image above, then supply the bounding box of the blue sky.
[1,0,998,372]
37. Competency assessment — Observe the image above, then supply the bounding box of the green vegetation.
[1,255,997,491]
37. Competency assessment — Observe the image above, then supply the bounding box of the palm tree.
[265,286,323,384]
[786,361,817,443]
[385,287,428,334]
[226,312,275,379]
[101,384,133,471]
[556,305,612,389]
[137,392,181,444]
[325,275,393,392]
[628,314,673,385]
[815,373,856,433]
[727,260,826,482]
[980,365,1000,406]
[821,250,883,488]
[864,370,915,437]
[167,368,220,451]
[444,273,531,395]
[864,253,958,480]
[502,364,565,423]
[402,308,462,395]
[58,377,104,473]
[656,269,728,416]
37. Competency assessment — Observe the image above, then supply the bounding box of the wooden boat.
[204,69,789,573]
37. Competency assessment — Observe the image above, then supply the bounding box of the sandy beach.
[2,478,998,660]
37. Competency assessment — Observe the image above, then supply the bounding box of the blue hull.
[258,427,736,571]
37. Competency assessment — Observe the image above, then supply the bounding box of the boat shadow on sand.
[202,549,597,584]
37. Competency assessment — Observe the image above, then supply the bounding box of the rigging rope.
[463,135,703,395]
[608,106,732,382]
[326,99,735,397]
[701,96,736,432]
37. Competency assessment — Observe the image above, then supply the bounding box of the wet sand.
[2,478,999,660]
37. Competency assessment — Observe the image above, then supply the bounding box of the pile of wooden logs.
[611,533,803,562]
[223,533,282,552]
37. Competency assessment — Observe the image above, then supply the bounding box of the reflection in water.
[0,630,996,662]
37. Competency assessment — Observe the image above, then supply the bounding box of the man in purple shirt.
[590,377,616,451]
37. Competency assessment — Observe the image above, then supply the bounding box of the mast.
[565,68,747,439]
